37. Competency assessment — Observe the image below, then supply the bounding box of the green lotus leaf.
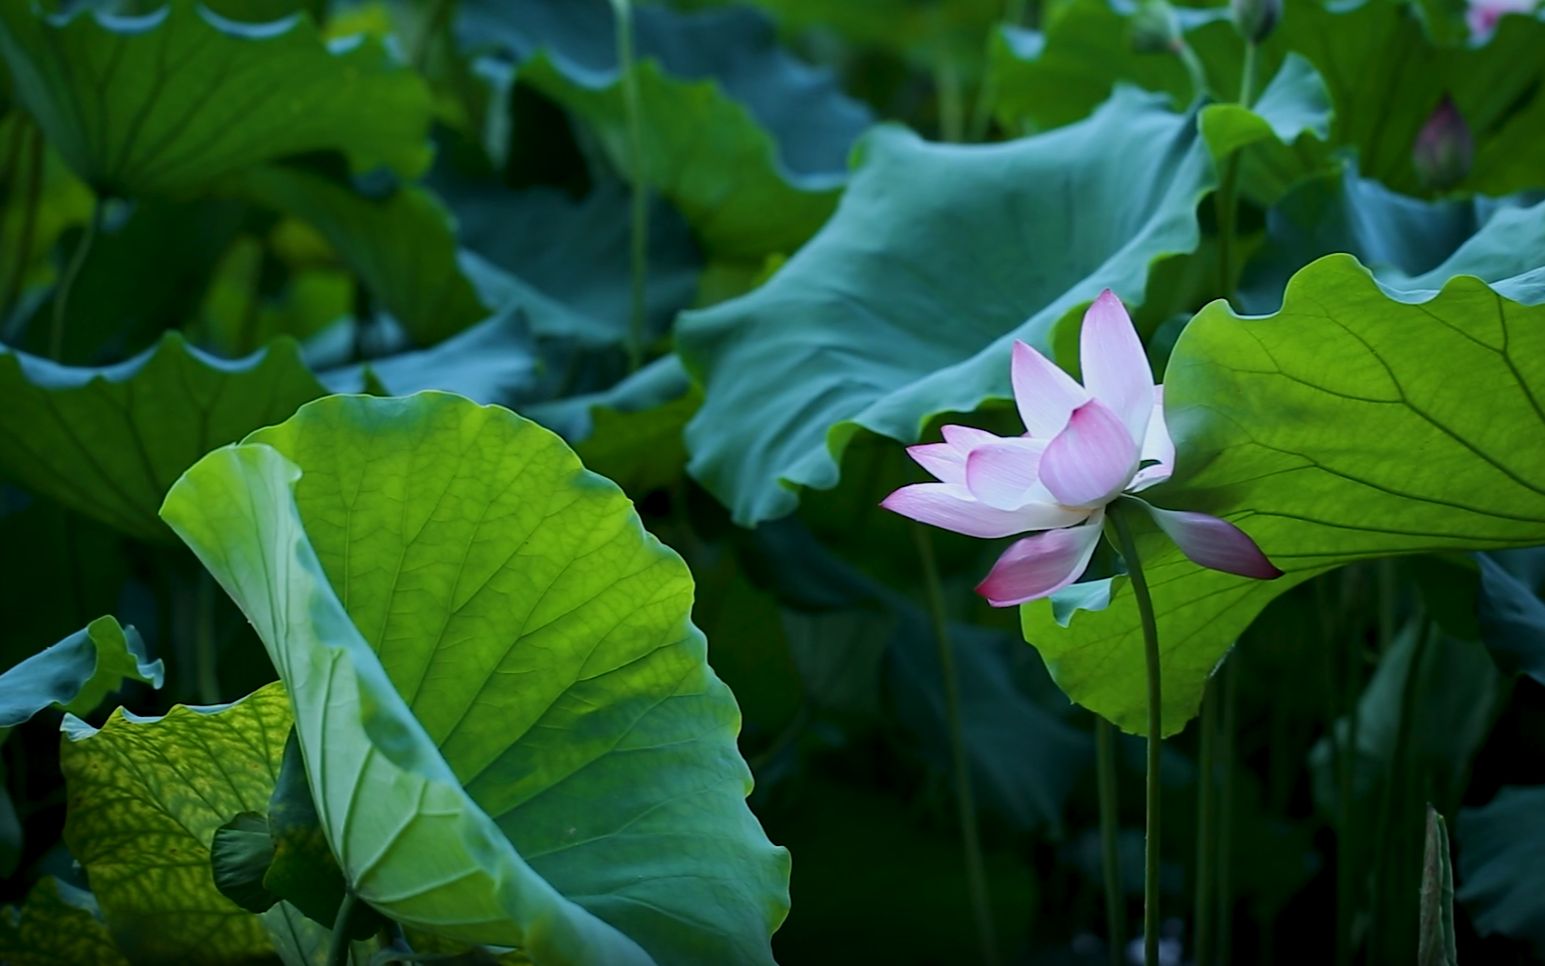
[60,682,299,962]
[985,3,1233,132]
[0,877,128,966]
[1477,549,1545,685]
[0,615,162,727]
[1457,785,1545,956]
[0,332,325,541]
[235,164,488,345]
[744,0,1003,68]
[459,0,871,264]
[1196,53,1335,205]
[0,0,432,195]
[441,179,700,350]
[1268,0,1545,196]
[679,87,1215,526]
[990,0,1545,196]
[159,392,789,963]
[1023,255,1545,734]
[1240,173,1545,314]
[210,811,279,914]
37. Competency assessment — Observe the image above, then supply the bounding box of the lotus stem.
[326,890,359,966]
[610,0,649,372]
[935,52,966,143]
[912,526,999,966]
[1195,679,1217,966]
[50,193,103,362]
[1,120,42,330]
[1096,716,1125,966]
[1109,504,1163,966]
[1214,42,1258,306]
[1217,660,1238,963]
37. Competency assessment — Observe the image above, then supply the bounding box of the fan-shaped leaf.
[679,87,1215,526]
[0,615,161,727]
[235,165,488,345]
[159,392,789,964]
[1458,785,1545,956]
[0,0,432,194]
[0,878,127,966]
[460,0,871,263]
[60,683,295,962]
[0,333,325,541]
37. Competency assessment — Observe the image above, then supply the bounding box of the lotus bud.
[1413,95,1473,191]
[1131,0,1183,53]
[1230,0,1280,42]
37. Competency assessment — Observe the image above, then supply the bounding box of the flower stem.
[1096,716,1125,966]
[50,196,103,362]
[609,0,649,372]
[326,891,359,966]
[935,53,966,143]
[1194,679,1218,966]
[1,120,42,331]
[1110,504,1163,966]
[1215,41,1259,307]
[912,526,999,966]
[1217,660,1238,963]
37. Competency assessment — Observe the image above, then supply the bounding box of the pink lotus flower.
[1466,0,1534,40]
[882,291,1281,607]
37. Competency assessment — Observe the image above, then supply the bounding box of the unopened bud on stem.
[1132,0,1183,53]
[1413,94,1473,191]
[1230,0,1280,42]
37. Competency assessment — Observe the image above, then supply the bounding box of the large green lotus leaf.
[0,332,325,541]
[437,178,700,349]
[985,2,1234,132]
[60,682,295,962]
[0,615,162,727]
[1477,549,1545,685]
[1195,53,1335,205]
[0,0,432,194]
[234,164,488,346]
[158,392,789,963]
[1265,0,1545,196]
[459,0,871,263]
[678,87,1214,526]
[743,0,1003,68]
[0,877,128,966]
[991,0,1545,196]
[1457,785,1545,956]
[316,308,540,408]
[989,11,1334,203]
[18,197,245,364]
[1023,255,1545,735]
[1239,170,1542,313]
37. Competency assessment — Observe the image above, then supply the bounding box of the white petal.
[964,437,1047,509]
[882,483,1080,538]
[1128,386,1175,492]
[1080,290,1153,446]
[1011,340,1089,438]
[1038,400,1139,508]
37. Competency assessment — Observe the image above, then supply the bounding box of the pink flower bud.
[1413,95,1474,191]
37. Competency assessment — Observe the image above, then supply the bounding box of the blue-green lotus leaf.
[160,391,789,964]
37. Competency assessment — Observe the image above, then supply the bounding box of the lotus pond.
[1,0,1544,963]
